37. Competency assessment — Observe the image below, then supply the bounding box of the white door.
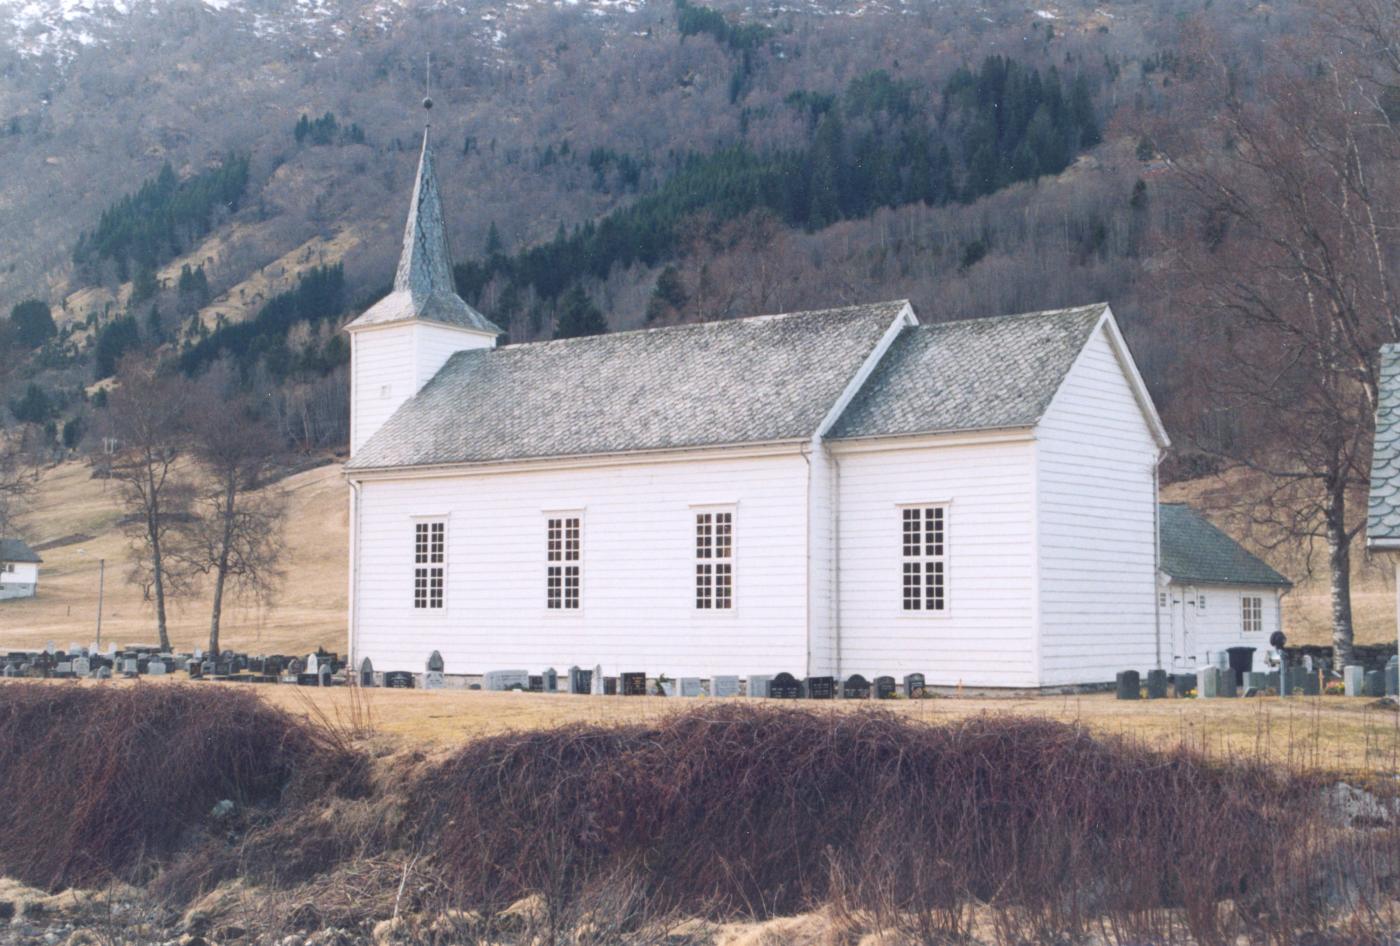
[1171,585,1195,667]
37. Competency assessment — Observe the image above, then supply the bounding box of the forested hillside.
[0,0,1300,457]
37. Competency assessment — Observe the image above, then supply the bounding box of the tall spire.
[347,63,502,335]
[393,129,456,300]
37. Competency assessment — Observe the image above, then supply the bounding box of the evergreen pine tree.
[554,285,608,339]
[10,299,55,349]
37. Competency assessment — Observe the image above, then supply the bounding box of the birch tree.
[1152,10,1400,666]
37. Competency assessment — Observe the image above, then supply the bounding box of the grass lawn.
[244,683,1400,777]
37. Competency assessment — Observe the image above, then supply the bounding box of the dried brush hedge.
[0,681,364,890]
[413,704,1400,944]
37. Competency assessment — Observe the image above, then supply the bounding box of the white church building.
[343,129,1172,689]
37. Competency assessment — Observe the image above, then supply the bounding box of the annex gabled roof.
[1368,344,1400,547]
[347,301,910,470]
[1158,503,1290,588]
[827,304,1106,440]
[346,129,503,335]
[0,538,41,564]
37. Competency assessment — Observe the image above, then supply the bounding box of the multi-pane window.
[901,506,946,612]
[695,511,734,609]
[547,517,581,609]
[1241,595,1263,633]
[413,520,445,609]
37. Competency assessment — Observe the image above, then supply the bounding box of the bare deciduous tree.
[103,357,194,651]
[177,375,288,657]
[1151,10,1400,666]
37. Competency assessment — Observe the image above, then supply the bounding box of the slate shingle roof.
[828,304,1106,440]
[1158,503,1290,587]
[347,130,502,335]
[1368,344,1400,544]
[0,538,40,564]
[348,301,910,470]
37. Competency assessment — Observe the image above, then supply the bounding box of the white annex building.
[0,538,42,601]
[344,130,1177,689]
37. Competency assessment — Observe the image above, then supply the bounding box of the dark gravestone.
[841,674,871,699]
[806,676,836,700]
[874,676,897,700]
[1115,670,1141,700]
[318,665,333,687]
[1301,668,1321,696]
[359,658,375,687]
[1145,669,1168,699]
[903,673,926,699]
[569,666,592,695]
[604,676,618,696]
[187,661,204,680]
[543,668,559,693]
[1365,670,1386,698]
[769,673,803,699]
[528,675,544,693]
[384,671,415,689]
[622,672,648,696]
[1172,673,1196,699]
[296,673,319,686]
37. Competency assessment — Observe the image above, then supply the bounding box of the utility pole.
[78,549,105,650]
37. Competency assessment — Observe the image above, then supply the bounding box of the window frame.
[1240,593,1264,634]
[411,517,447,612]
[693,506,736,612]
[544,511,584,613]
[898,502,950,617]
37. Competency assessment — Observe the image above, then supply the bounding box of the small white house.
[1156,503,1290,673]
[0,538,41,600]
[343,127,1175,689]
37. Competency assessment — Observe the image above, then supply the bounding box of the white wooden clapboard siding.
[832,437,1038,687]
[806,443,837,675]
[350,326,414,455]
[353,449,811,677]
[1035,323,1160,685]
[0,561,39,599]
[1159,580,1280,671]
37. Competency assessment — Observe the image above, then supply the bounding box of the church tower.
[345,122,502,456]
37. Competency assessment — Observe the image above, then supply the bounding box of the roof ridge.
[498,299,910,351]
[918,302,1106,332]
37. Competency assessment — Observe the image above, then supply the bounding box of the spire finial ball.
[423,96,433,110]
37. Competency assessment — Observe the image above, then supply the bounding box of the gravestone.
[1301,668,1321,696]
[297,673,320,686]
[318,664,333,687]
[679,677,704,698]
[95,666,111,680]
[621,672,648,696]
[55,661,72,676]
[528,675,544,692]
[591,664,605,696]
[1217,668,1237,698]
[543,667,559,693]
[147,659,167,676]
[485,669,530,692]
[1145,669,1168,699]
[44,641,55,656]
[604,676,618,695]
[769,673,803,699]
[384,670,415,689]
[874,676,897,700]
[1266,670,1280,693]
[1387,657,1399,697]
[1198,666,1221,699]
[424,651,446,691]
[1172,673,1196,699]
[712,675,741,698]
[122,658,139,677]
[1364,670,1386,698]
[903,673,927,699]
[1115,670,1140,700]
[841,674,871,699]
[2,664,17,678]
[806,676,836,700]
[569,666,592,695]
[306,654,320,676]
[186,661,203,679]
[360,658,375,687]
[1344,665,1365,697]
[747,674,773,698]
[1244,671,1268,693]
[658,679,676,697]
